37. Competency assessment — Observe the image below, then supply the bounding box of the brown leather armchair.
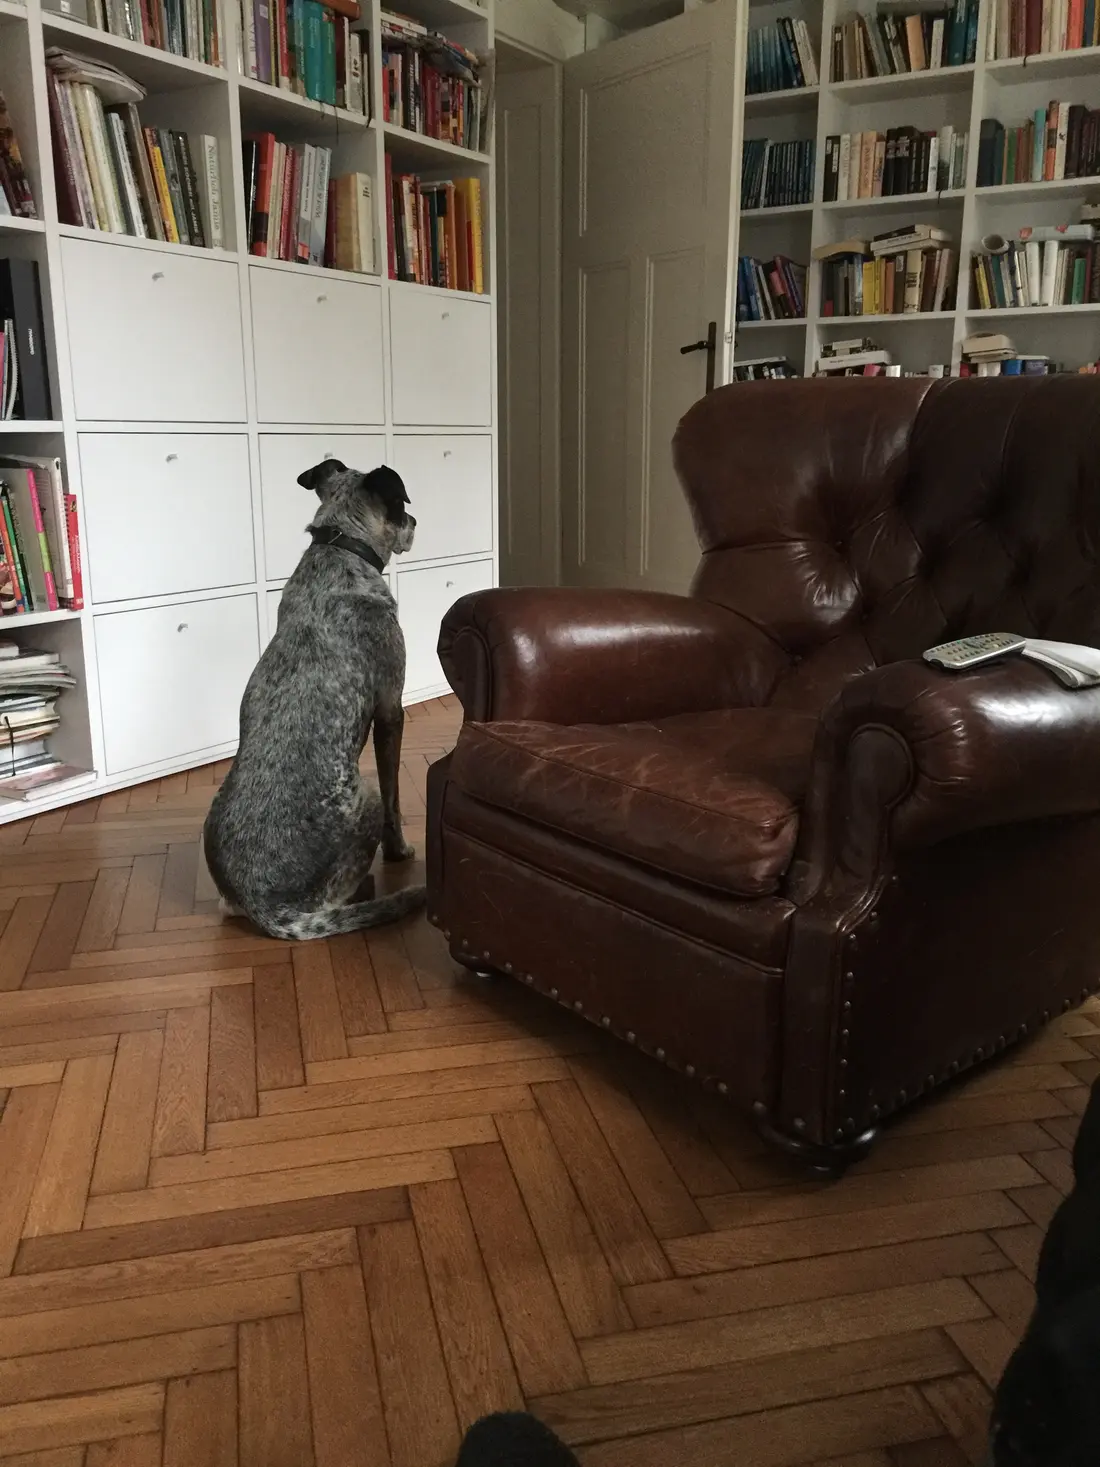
[425,376,1100,1168]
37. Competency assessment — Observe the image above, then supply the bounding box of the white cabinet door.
[389,290,492,426]
[94,594,260,774]
[80,434,255,603]
[258,432,387,581]
[264,586,285,648]
[390,435,494,565]
[250,267,384,425]
[62,238,247,422]
[396,558,494,698]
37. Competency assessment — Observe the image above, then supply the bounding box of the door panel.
[562,0,746,595]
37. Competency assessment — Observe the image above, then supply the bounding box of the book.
[0,468,57,611]
[988,0,1100,56]
[740,138,815,209]
[736,254,808,321]
[0,454,78,607]
[819,240,956,316]
[831,0,976,78]
[381,11,485,146]
[979,103,1100,187]
[0,93,37,220]
[76,0,220,64]
[0,261,52,423]
[388,170,484,292]
[746,18,818,92]
[972,235,1100,307]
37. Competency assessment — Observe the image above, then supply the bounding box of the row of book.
[731,356,800,381]
[746,18,819,94]
[0,643,80,800]
[736,254,808,322]
[243,135,375,272]
[972,230,1100,307]
[1,260,53,423]
[0,454,83,615]
[741,139,814,210]
[48,51,224,248]
[0,94,37,221]
[977,105,1100,188]
[831,0,979,79]
[385,163,484,292]
[381,11,485,152]
[239,0,368,114]
[987,0,1100,57]
[816,224,957,315]
[70,0,222,66]
[824,126,969,201]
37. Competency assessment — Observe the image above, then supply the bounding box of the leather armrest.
[437,587,788,724]
[790,656,1100,900]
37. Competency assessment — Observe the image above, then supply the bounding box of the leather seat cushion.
[448,708,817,898]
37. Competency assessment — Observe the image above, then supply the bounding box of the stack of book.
[972,223,1099,307]
[243,136,375,272]
[961,331,1054,372]
[238,0,368,115]
[381,11,485,151]
[816,338,897,374]
[385,164,483,292]
[47,51,223,247]
[978,104,1100,187]
[731,356,800,381]
[0,454,83,615]
[0,261,52,423]
[987,0,1100,57]
[71,0,222,66]
[823,125,968,200]
[736,254,807,321]
[0,643,81,801]
[0,94,37,220]
[745,18,819,93]
[831,0,978,78]
[741,138,815,209]
[815,223,956,315]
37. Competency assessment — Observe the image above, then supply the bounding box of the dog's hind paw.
[382,835,416,863]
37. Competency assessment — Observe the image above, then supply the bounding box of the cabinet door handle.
[165,453,178,463]
[177,622,188,633]
[680,321,717,393]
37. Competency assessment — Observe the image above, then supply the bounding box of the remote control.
[923,633,1027,671]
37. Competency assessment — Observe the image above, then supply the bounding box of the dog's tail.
[253,886,427,941]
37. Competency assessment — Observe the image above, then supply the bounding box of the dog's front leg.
[373,708,414,862]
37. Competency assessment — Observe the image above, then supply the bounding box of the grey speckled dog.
[203,459,425,941]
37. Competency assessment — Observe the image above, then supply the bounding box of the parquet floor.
[0,693,1089,1465]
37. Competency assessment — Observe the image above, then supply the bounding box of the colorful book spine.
[65,496,84,612]
[25,470,59,611]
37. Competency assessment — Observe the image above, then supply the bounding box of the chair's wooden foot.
[753,1114,878,1178]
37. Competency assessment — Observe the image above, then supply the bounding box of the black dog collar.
[309,525,386,574]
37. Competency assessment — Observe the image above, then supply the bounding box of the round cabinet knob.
[441,310,450,320]
[152,271,165,282]
[446,580,454,588]
[316,294,328,303]
[165,452,178,463]
[442,449,452,458]
[177,622,188,633]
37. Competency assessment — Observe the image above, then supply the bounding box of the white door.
[497,54,562,588]
[561,0,745,594]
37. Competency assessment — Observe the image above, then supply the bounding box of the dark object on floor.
[456,1413,580,1467]
[426,375,1100,1167]
[989,1076,1100,1465]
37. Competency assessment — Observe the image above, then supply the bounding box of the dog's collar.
[309,525,386,575]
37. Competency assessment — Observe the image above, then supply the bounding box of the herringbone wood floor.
[0,694,1088,1465]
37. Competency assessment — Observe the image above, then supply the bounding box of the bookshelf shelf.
[743,203,815,219]
[381,121,491,168]
[237,76,371,133]
[739,316,807,328]
[985,45,1100,83]
[0,0,497,817]
[821,189,966,212]
[819,311,956,324]
[41,13,226,88]
[0,215,45,235]
[976,178,1100,202]
[745,85,820,117]
[730,0,1100,382]
[827,64,975,102]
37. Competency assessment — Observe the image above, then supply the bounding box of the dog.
[203,458,426,941]
[987,1074,1100,1465]
[457,1413,579,1467]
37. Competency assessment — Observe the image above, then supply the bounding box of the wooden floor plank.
[0,1324,234,1406]
[358,1218,460,1467]
[0,1384,164,1455]
[206,985,257,1124]
[92,1030,164,1195]
[162,1369,237,1467]
[302,1263,389,1467]
[238,1314,314,1467]
[0,1084,60,1275]
[151,1007,211,1159]
[24,1053,115,1237]
[253,966,305,1092]
[292,946,349,1065]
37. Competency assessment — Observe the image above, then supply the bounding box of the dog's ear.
[297,459,348,494]
[362,465,410,521]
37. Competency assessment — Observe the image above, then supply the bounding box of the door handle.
[680,321,717,392]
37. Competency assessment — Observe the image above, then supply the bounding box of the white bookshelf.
[0,0,496,819]
[734,0,1100,379]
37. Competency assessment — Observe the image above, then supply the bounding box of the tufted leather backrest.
[672,376,1100,712]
